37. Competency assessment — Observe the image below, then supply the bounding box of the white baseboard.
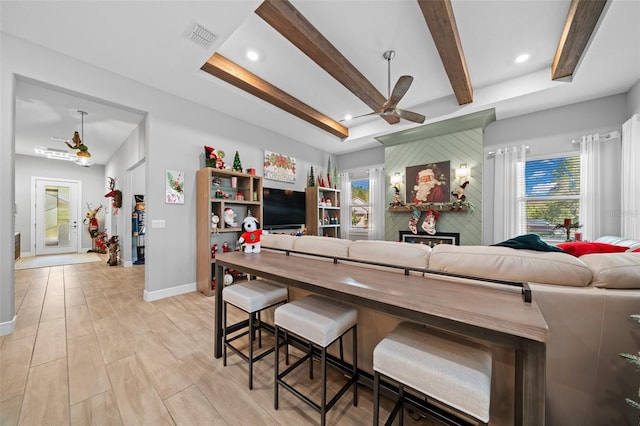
[143,282,196,302]
[0,315,17,336]
[123,260,133,267]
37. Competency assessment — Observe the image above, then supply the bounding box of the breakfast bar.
[214,250,548,426]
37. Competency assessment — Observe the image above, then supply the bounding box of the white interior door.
[34,178,80,255]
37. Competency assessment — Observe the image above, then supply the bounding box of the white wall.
[628,78,640,116]
[1,33,329,331]
[483,94,629,243]
[104,121,146,266]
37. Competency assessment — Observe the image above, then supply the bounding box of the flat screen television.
[262,187,306,230]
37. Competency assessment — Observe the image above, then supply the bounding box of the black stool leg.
[320,345,327,426]
[248,309,254,390]
[309,341,314,380]
[274,324,280,410]
[398,384,404,425]
[352,326,358,406]
[223,301,228,366]
[373,371,380,426]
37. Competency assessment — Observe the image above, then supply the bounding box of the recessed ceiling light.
[344,114,352,121]
[246,50,259,62]
[515,53,530,64]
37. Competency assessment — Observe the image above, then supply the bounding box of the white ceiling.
[4,0,640,165]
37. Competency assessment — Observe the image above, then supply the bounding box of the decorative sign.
[165,170,184,204]
[264,150,296,183]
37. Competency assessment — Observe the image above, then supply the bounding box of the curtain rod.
[571,130,620,144]
[486,145,529,159]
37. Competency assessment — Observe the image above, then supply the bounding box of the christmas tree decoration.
[308,166,315,187]
[232,151,242,172]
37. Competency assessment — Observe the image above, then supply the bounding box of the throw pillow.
[557,241,629,257]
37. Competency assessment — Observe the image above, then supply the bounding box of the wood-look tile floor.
[0,257,437,426]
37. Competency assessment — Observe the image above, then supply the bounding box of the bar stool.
[274,295,358,426]
[222,280,288,389]
[373,322,492,425]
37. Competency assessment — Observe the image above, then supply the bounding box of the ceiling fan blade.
[396,109,426,124]
[50,136,70,143]
[383,75,413,109]
[340,109,384,122]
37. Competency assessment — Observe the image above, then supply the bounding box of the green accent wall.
[384,128,484,245]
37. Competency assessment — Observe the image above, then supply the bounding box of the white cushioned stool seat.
[274,294,357,346]
[274,295,358,426]
[222,280,288,390]
[374,322,492,424]
[223,280,288,313]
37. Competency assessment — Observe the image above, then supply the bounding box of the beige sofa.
[261,233,640,426]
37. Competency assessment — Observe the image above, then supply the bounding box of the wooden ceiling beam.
[201,53,348,139]
[551,0,608,81]
[256,0,399,125]
[417,0,473,105]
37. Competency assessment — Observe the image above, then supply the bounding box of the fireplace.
[398,231,460,247]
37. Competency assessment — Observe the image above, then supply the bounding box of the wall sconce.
[390,172,403,188]
[455,163,470,185]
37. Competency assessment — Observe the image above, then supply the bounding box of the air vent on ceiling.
[186,22,217,49]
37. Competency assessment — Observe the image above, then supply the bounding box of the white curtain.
[338,172,351,239]
[622,114,640,239]
[367,167,385,240]
[579,134,603,241]
[492,145,526,243]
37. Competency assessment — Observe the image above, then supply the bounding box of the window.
[350,179,370,229]
[525,155,580,239]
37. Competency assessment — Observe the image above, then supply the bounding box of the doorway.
[32,177,81,256]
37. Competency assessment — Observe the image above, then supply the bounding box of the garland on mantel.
[388,202,474,213]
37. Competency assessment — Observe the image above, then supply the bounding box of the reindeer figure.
[104,177,123,215]
[84,203,103,238]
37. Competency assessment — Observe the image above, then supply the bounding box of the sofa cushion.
[349,240,431,269]
[429,245,593,287]
[579,253,640,289]
[293,235,351,257]
[261,233,298,251]
[557,241,629,257]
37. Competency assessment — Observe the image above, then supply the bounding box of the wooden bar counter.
[214,250,548,426]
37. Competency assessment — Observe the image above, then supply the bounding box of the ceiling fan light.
[74,153,93,167]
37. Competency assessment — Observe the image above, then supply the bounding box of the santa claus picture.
[406,161,450,204]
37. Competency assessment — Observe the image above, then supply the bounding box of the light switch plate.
[151,219,166,228]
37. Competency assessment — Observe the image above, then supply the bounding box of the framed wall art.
[406,160,450,205]
[166,170,184,204]
[264,150,296,183]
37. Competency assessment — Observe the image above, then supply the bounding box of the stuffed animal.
[451,181,470,210]
[238,215,262,253]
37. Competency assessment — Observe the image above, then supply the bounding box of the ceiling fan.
[347,51,426,124]
[50,110,93,166]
